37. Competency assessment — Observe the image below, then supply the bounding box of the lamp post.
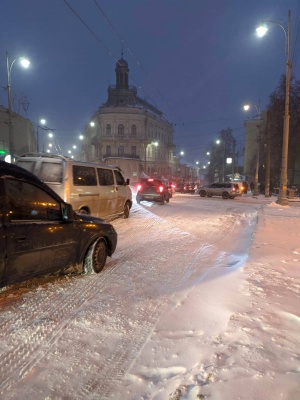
[256,10,291,206]
[6,51,30,162]
[216,139,225,181]
[36,118,46,152]
[243,101,262,196]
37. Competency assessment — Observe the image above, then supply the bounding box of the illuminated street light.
[6,51,30,161]
[36,118,46,152]
[90,121,95,127]
[243,100,261,118]
[180,151,184,156]
[256,10,291,205]
[79,135,84,140]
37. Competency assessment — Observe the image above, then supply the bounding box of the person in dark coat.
[250,181,254,192]
[242,181,248,194]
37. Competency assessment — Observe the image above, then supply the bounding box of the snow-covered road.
[0,194,279,399]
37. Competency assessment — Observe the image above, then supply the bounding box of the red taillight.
[158,185,164,193]
[148,178,154,182]
[171,184,176,188]
[137,184,142,191]
[232,187,236,192]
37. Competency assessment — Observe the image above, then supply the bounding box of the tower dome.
[115,56,129,89]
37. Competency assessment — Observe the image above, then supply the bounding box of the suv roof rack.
[17,153,73,161]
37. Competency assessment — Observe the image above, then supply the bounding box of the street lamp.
[256,10,291,206]
[243,100,261,118]
[6,51,30,162]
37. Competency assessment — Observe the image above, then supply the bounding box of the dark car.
[176,182,197,194]
[136,178,170,204]
[0,161,117,288]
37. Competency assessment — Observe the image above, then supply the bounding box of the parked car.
[15,153,132,220]
[198,182,242,199]
[136,178,170,204]
[0,161,117,288]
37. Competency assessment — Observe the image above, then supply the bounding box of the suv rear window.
[143,179,163,187]
[40,162,63,183]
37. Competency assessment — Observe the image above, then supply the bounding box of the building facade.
[80,57,176,183]
[0,105,36,160]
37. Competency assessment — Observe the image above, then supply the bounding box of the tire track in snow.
[0,203,257,398]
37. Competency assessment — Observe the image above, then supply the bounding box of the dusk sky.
[1,0,300,164]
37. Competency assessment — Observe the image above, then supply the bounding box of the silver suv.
[199,182,242,199]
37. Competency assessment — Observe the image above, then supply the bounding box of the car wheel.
[123,202,130,218]
[222,192,229,199]
[199,190,206,197]
[84,239,107,274]
[79,208,89,215]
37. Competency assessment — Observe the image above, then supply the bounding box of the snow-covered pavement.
[0,193,299,399]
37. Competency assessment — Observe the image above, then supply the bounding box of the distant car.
[198,182,242,199]
[232,181,246,194]
[0,161,117,288]
[167,181,177,197]
[176,182,197,194]
[136,178,170,205]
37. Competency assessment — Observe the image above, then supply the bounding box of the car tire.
[123,202,130,218]
[84,239,107,274]
[222,192,229,199]
[79,208,89,215]
[199,190,206,197]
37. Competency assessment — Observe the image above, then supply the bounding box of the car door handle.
[15,236,26,242]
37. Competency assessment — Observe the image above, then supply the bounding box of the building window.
[106,124,111,136]
[106,145,111,156]
[131,124,137,136]
[131,146,136,156]
[118,146,124,156]
[118,124,124,136]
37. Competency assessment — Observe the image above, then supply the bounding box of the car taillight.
[232,187,236,192]
[158,186,164,193]
[137,184,142,191]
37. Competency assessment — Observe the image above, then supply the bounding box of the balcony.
[103,153,140,160]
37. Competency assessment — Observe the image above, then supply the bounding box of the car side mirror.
[62,203,74,222]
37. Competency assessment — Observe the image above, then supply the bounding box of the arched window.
[131,124,137,136]
[118,124,124,136]
[106,124,111,136]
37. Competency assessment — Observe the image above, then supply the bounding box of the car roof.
[0,161,65,202]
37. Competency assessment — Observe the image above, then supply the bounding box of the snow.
[0,193,299,399]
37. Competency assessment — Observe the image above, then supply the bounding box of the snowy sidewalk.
[198,198,300,399]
